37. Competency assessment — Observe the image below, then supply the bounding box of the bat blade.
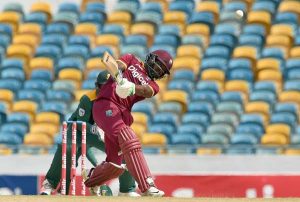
[102,51,123,85]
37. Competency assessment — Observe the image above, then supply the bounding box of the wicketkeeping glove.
[115,78,135,99]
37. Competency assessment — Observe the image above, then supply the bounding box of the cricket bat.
[102,51,123,85]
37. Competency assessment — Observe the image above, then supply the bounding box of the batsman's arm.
[135,85,155,98]
[75,96,98,135]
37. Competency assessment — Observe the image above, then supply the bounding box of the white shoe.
[141,186,165,197]
[82,168,101,196]
[118,191,141,197]
[40,179,54,195]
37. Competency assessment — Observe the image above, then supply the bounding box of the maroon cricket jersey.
[98,54,159,111]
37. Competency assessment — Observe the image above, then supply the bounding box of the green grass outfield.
[2,196,300,202]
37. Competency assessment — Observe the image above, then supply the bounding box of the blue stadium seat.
[0,132,22,145]
[202,133,229,145]
[35,45,61,63]
[211,112,239,128]
[205,46,231,59]
[252,1,276,14]
[79,12,105,26]
[191,90,219,107]
[210,34,236,50]
[284,80,300,91]
[125,35,148,47]
[182,113,210,129]
[141,2,162,15]
[189,12,215,33]
[1,68,25,82]
[115,1,139,16]
[1,59,23,71]
[250,91,276,107]
[121,45,148,61]
[17,90,45,104]
[0,79,22,92]
[253,81,277,95]
[41,34,67,52]
[220,91,245,105]
[287,69,300,80]
[261,47,285,61]
[24,12,47,29]
[0,24,13,37]
[46,90,74,104]
[132,101,155,119]
[90,46,114,58]
[0,123,27,138]
[154,34,179,48]
[68,35,90,50]
[149,45,176,58]
[217,101,243,116]
[172,69,195,82]
[171,134,200,145]
[243,24,266,39]
[0,35,10,49]
[148,124,175,141]
[6,112,30,127]
[227,69,254,82]
[275,12,298,25]
[41,101,67,119]
[188,102,214,117]
[52,13,78,31]
[159,24,181,38]
[86,2,106,15]
[158,102,183,115]
[87,70,102,80]
[291,135,300,144]
[231,133,259,145]
[58,3,80,16]
[135,11,162,27]
[152,112,179,128]
[196,81,220,93]
[177,124,204,139]
[53,80,76,93]
[102,24,124,38]
[168,80,194,95]
[270,112,297,133]
[240,114,264,129]
[81,79,95,90]
[236,123,264,138]
[46,23,71,36]
[201,57,227,72]
[239,34,264,49]
[182,35,204,49]
[225,145,255,154]
[215,23,240,39]
[0,103,7,125]
[169,1,194,18]
[224,1,247,13]
[274,103,298,122]
[30,70,53,81]
[56,58,83,74]
[64,45,89,60]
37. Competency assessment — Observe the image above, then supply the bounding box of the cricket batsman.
[83,50,173,196]
[40,71,139,196]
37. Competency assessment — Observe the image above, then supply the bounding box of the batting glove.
[116,78,135,99]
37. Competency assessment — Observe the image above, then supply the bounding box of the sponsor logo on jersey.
[128,65,149,85]
[105,109,113,117]
[79,108,85,116]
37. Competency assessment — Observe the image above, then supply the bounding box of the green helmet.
[96,70,110,85]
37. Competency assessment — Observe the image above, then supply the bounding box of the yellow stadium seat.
[186,23,210,38]
[245,101,270,123]
[284,148,300,155]
[131,122,146,140]
[270,24,294,41]
[201,69,225,83]
[261,133,288,145]
[7,44,32,59]
[130,23,155,46]
[266,124,290,138]
[29,57,54,73]
[0,12,21,33]
[0,147,13,155]
[58,68,82,83]
[75,23,98,46]
[81,0,105,11]
[75,90,90,101]
[30,2,52,22]
[86,58,106,73]
[196,1,219,23]
[12,100,38,120]
[177,45,202,59]
[0,89,14,104]
[146,0,168,12]
[247,11,271,33]
[233,46,257,67]
[30,123,59,138]
[35,112,60,126]
[266,35,291,55]
[197,147,222,155]
[278,1,300,17]
[164,11,187,25]
[257,70,282,87]
[13,34,39,50]
[108,11,132,24]
[24,132,53,146]
[18,23,42,38]
[289,46,300,58]
[142,133,167,146]
[279,91,300,107]
[162,90,188,112]
[172,56,200,74]
[225,80,250,99]
[132,112,148,126]
[256,58,281,73]
[96,34,120,47]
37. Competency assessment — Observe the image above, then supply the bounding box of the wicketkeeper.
[40,71,139,196]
